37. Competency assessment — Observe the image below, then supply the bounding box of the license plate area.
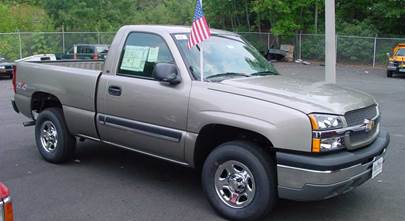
[372,157,383,179]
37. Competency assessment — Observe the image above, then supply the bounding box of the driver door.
[97,32,190,163]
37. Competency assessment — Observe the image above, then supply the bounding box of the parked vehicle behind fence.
[0,56,14,79]
[11,25,389,221]
[387,43,405,78]
[59,44,109,60]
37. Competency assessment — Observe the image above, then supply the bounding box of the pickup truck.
[11,25,390,221]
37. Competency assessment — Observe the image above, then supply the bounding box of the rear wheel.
[387,71,393,78]
[35,108,76,163]
[202,141,277,221]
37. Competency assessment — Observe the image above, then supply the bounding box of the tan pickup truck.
[11,25,389,221]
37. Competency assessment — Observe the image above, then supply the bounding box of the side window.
[77,46,85,54]
[118,32,174,79]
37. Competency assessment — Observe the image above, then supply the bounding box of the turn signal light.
[312,138,321,153]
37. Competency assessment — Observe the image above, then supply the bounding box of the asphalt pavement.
[0,63,404,221]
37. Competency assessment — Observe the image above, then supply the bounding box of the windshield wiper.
[205,72,250,81]
[250,70,279,76]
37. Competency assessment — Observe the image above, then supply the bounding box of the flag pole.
[200,0,204,82]
[200,42,204,81]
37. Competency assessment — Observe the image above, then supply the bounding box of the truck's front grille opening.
[345,105,378,127]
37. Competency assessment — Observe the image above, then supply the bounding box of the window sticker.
[147,47,159,62]
[121,45,149,72]
[175,34,188,40]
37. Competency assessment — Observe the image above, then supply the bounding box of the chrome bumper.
[276,130,389,201]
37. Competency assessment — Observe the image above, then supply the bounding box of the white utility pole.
[325,0,336,83]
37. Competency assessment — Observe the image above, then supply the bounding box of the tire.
[202,141,277,221]
[387,71,393,78]
[35,108,76,163]
[8,72,13,79]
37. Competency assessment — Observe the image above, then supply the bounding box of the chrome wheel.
[214,160,256,208]
[40,121,58,153]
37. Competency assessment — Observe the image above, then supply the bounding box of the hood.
[391,56,405,62]
[216,75,376,115]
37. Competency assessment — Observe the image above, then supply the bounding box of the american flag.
[187,0,211,49]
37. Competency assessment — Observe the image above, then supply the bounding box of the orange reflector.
[312,138,321,153]
[309,115,319,130]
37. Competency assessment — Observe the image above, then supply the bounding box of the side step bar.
[23,121,36,127]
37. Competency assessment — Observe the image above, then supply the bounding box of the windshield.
[174,34,278,81]
[396,48,405,56]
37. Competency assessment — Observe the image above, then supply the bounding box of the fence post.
[18,31,22,59]
[267,32,270,51]
[97,32,101,44]
[299,32,302,60]
[373,35,377,68]
[62,28,65,53]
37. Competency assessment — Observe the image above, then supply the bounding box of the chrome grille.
[348,124,379,150]
[345,105,378,127]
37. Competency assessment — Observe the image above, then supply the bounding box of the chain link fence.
[0,32,115,61]
[0,31,403,67]
[239,32,404,67]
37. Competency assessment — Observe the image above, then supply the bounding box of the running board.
[23,121,36,127]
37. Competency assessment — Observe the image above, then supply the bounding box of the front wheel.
[35,108,76,163]
[202,141,277,221]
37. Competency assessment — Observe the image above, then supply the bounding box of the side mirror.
[153,63,181,85]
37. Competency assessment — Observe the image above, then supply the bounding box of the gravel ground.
[0,63,404,221]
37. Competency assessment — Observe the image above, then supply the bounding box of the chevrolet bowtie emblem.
[364,119,375,132]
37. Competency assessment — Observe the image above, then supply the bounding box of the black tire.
[202,141,277,221]
[8,72,13,79]
[35,108,76,163]
[387,71,393,78]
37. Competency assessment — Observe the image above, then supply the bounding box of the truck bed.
[36,60,104,71]
[15,61,103,120]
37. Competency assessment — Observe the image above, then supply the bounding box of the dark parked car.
[0,56,14,79]
[61,44,109,60]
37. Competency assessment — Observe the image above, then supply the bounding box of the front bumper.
[276,130,390,201]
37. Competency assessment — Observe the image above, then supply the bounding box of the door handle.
[108,86,122,96]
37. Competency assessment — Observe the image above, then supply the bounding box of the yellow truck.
[387,43,405,78]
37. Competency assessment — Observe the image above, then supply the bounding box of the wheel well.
[194,124,274,169]
[31,92,62,113]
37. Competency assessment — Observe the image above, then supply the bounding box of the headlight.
[309,114,346,152]
[0,66,5,69]
[309,114,345,131]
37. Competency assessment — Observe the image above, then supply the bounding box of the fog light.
[320,136,344,152]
